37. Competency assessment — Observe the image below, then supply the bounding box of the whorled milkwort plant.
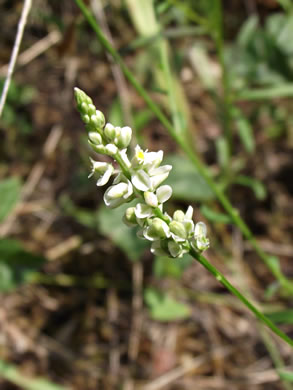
[74,87,293,348]
[74,87,209,259]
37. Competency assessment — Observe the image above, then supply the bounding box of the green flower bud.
[88,131,102,145]
[104,123,116,142]
[169,221,187,240]
[115,126,132,149]
[173,210,185,222]
[168,240,183,258]
[143,217,170,241]
[123,207,137,226]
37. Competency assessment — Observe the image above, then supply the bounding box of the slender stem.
[190,248,293,348]
[73,0,293,292]
[0,0,32,117]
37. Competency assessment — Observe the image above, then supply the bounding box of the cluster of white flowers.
[75,88,209,258]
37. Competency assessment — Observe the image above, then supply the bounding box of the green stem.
[73,0,293,292]
[190,248,293,348]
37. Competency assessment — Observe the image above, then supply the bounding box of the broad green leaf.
[97,203,148,261]
[0,177,21,223]
[0,358,66,390]
[266,309,293,324]
[145,288,191,321]
[164,155,214,201]
[200,205,231,224]
[0,239,45,292]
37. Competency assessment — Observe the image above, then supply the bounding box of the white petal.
[96,164,114,186]
[185,206,193,221]
[131,170,151,191]
[105,143,118,156]
[150,172,170,190]
[168,241,182,258]
[194,222,207,237]
[135,203,153,218]
[156,185,172,203]
[119,149,131,168]
[144,191,158,208]
[123,180,133,199]
[149,165,172,176]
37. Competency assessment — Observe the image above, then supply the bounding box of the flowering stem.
[190,248,293,348]
[74,0,293,293]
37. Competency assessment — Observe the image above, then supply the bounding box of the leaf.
[0,239,45,292]
[216,136,229,169]
[234,175,267,200]
[0,358,66,390]
[0,177,21,223]
[200,205,231,224]
[145,288,191,321]
[164,155,214,201]
[97,203,148,261]
[265,309,293,325]
[233,108,255,154]
[278,370,293,382]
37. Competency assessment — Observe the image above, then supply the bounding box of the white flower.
[131,169,151,191]
[104,180,133,208]
[135,203,154,219]
[88,159,114,186]
[191,222,209,252]
[150,241,168,256]
[168,241,184,258]
[143,185,172,208]
[143,218,170,241]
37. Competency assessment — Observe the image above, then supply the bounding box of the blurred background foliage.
[0,0,293,388]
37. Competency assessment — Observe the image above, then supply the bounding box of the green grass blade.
[0,359,66,390]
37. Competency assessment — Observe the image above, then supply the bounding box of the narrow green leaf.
[200,205,231,224]
[0,359,66,390]
[234,175,267,200]
[0,177,21,223]
[266,310,293,325]
[234,109,255,154]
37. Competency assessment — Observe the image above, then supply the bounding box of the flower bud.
[168,241,183,258]
[90,111,105,129]
[144,191,158,208]
[169,221,187,240]
[88,131,102,145]
[173,210,185,222]
[104,181,133,208]
[105,143,118,156]
[115,126,132,149]
[143,218,170,241]
[104,123,116,142]
[123,207,137,227]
